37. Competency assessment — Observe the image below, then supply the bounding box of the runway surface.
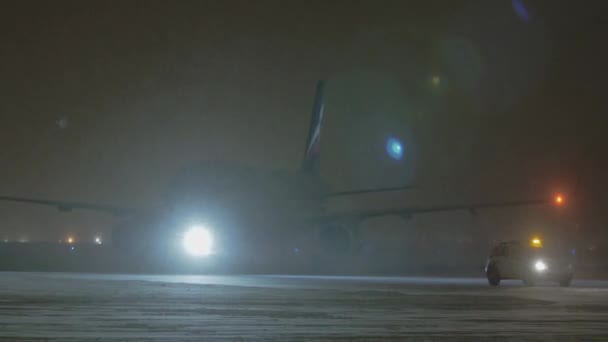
[0,273,607,341]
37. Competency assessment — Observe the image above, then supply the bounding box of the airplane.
[0,81,564,265]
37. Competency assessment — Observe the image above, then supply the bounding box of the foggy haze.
[0,0,606,274]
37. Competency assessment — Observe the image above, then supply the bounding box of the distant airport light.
[94,237,102,245]
[530,237,543,248]
[554,194,564,206]
[431,75,441,86]
[67,237,74,244]
[183,226,213,257]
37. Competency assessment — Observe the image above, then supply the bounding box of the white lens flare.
[183,226,213,256]
[534,260,547,272]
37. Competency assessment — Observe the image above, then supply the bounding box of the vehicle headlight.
[183,226,213,257]
[534,260,547,272]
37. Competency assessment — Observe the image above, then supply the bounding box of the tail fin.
[301,80,326,175]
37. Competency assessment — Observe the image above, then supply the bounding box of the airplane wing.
[319,197,553,222]
[0,196,137,216]
[324,185,414,198]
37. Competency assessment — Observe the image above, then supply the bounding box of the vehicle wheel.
[559,277,572,287]
[486,266,500,286]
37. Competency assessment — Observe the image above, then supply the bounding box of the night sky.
[0,0,606,247]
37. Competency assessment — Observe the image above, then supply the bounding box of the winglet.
[301,80,326,176]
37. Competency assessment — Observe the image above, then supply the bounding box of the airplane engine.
[318,223,355,255]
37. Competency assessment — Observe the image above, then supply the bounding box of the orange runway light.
[554,194,565,206]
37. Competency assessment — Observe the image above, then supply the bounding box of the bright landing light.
[183,226,213,256]
[535,260,547,272]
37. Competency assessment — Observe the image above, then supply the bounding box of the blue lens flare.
[385,137,404,160]
[512,0,530,22]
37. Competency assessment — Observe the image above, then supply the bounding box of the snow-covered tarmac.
[0,273,607,340]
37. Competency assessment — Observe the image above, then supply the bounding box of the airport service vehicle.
[485,238,574,287]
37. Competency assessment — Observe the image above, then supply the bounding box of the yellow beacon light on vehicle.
[530,237,543,248]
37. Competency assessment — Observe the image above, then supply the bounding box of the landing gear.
[559,276,572,287]
[523,278,536,286]
[486,265,501,286]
